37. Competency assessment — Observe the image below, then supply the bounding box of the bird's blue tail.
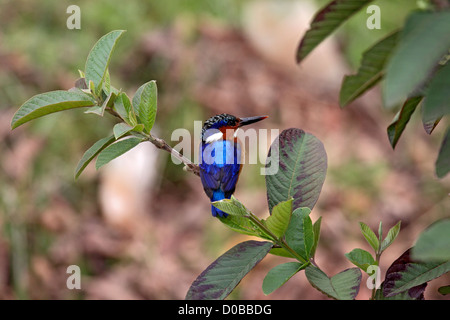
[211,190,228,217]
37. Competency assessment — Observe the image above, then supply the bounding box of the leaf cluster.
[11,30,158,178]
[297,1,450,178]
[10,27,449,301]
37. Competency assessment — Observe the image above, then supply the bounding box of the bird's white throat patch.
[205,131,223,143]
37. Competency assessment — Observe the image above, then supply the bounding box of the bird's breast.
[200,140,242,167]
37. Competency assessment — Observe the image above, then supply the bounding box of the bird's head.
[201,113,268,143]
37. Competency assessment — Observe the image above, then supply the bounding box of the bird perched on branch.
[199,113,268,217]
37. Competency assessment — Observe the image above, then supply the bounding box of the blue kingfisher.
[199,113,268,217]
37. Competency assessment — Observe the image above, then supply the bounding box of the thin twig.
[149,135,200,176]
[105,107,201,177]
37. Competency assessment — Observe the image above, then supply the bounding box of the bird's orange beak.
[238,115,268,127]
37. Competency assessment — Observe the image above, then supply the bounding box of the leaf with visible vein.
[95,137,143,169]
[305,266,361,300]
[262,262,306,295]
[212,198,248,217]
[75,135,115,179]
[263,198,293,238]
[85,30,126,94]
[113,123,144,140]
[383,249,450,298]
[340,31,399,107]
[359,222,379,253]
[381,221,401,252]
[297,0,374,63]
[11,90,95,129]
[132,80,157,133]
[345,248,375,272]
[285,207,313,261]
[265,128,327,213]
[186,241,273,300]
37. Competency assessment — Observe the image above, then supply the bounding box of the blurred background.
[0,0,449,299]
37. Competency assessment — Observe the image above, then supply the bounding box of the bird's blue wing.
[199,140,241,199]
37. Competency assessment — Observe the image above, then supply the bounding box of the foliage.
[297,0,450,178]
[10,28,449,300]
[11,30,157,177]
[188,127,449,300]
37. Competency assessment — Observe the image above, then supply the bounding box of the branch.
[149,135,200,177]
[104,107,200,177]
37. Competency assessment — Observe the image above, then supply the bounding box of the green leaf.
[103,69,111,94]
[95,137,143,170]
[11,90,96,129]
[375,282,426,300]
[88,80,96,94]
[218,215,272,240]
[359,222,379,253]
[310,216,322,259]
[85,91,116,117]
[381,221,401,252]
[305,266,361,300]
[296,0,374,63]
[412,219,450,262]
[340,31,399,108]
[212,196,248,217]
[422,62,450,124]
[436,127,450,178]
[216,197,273,240]
[74,135,116,179]
[186,241,273,300]
[113,123,143,140]
[85,30,126,94]
[377,221,383,244]
[383,248,450,298]
[132,80,157,133]
[265,128,327,213]
[113,92,134,124]
[387,96,423,149]
[285,207,314,260]
[269,247,296,259]
[263,198,293,238]
[262,262,306,295]
[383,11,450,108]
[345,248,375,273]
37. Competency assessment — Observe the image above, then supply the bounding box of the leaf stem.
[100,91,200,176]
[246,211,308,264]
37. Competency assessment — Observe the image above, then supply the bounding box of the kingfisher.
[199,113,268,217]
